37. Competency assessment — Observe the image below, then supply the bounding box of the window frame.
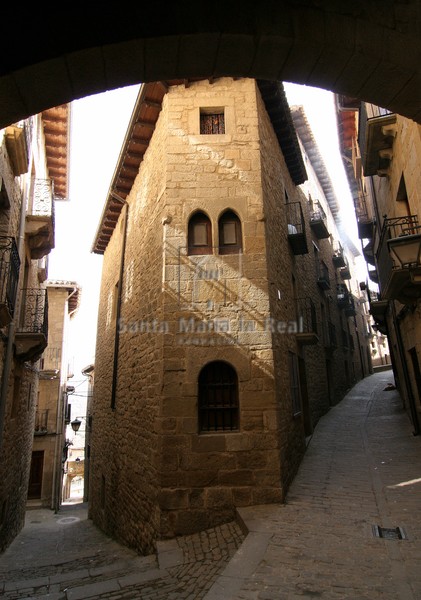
[218,210,242,255]
[199,108,225,135]
[198,361,239,433]
[188,212,213,256]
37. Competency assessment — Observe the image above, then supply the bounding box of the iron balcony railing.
[18,288,48,335]
[0,236,21,320]
[310,201,327,224]
[317,260,330,289]
[34,409,49,435]
[332,240,345,267]
[28,177,55,227]
[286,202,308,254]
[377,215,421,293]
[296,297,318,336]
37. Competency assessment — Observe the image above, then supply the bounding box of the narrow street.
[1,369,420,599]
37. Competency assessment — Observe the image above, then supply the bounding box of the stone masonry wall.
[158,78,283,538]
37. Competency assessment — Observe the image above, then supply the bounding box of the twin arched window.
[198,361,239,432]
[187,210,242,255]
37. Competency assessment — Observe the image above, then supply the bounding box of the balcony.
[5,123,29,176]
[353,194,374,240]
[317,260,330,290]
[26,178,55,259]
[296,297,318,345]
[34,409,49,435]
[340,257,351,280]
[377,215,421,305]
[310,202,330,239]
[332,241,346,268]
[15,289,48,362]
[368,265,379,284]
[362,238,376,265]
[286,202,308,255]
[337,284,350,308]
[369,291,388,335]
[358,104,397,177]
[344,295,356,317]
[337,284,356,316]
[0,237,20,327]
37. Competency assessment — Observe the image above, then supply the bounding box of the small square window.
[200,109,225,134]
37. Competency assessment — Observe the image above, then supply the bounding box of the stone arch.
[1,2,420,128]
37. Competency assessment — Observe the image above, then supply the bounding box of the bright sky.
[48,81,362,390]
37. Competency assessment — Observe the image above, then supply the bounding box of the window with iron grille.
[218,210,242,255]
[198,361,239,432]
[188,211,213,255]
[200,109,225,134]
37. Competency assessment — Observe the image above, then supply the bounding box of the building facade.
[0,106,70,551]
[90,78,370,553]
[336,95,421,433]
[28,280,80,510]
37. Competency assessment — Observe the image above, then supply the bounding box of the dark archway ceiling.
[0,1,420,128]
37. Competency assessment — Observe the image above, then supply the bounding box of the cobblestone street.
[1,370,420,599]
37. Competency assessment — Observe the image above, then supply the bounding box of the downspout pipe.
[0,182,27,450]
[111,193,129,410]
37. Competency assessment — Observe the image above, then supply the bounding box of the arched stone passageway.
[1,1,420,128]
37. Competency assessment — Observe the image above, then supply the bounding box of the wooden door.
[28,450,44,499]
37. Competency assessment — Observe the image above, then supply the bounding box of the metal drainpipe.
[111,196,129,410]
[391,301,420,436]
[0,181,28,450]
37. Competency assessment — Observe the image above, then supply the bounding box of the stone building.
[336,95,421,433]
[90,78,370,553]
[28,280,80,510]
[0,105,70,551]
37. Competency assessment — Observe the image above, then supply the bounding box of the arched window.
[188,212,212,255]
[198,361,239,432]
[218,210,242,254]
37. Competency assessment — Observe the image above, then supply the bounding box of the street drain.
[372,525,408,540]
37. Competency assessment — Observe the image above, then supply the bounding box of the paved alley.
[0,370,420,599]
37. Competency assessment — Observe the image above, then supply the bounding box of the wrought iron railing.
[0,236,20,318]
[296,297,318,335]
[310,201,327,224]
[18,289,48,335]
[28,178,55,227]
[353,193,371,224]
[286,202,306,235]
[317,260,330,287]
[34,409,49,434]
[332,240,344,259]
[337,283,350,308]
[377,215,421,293]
